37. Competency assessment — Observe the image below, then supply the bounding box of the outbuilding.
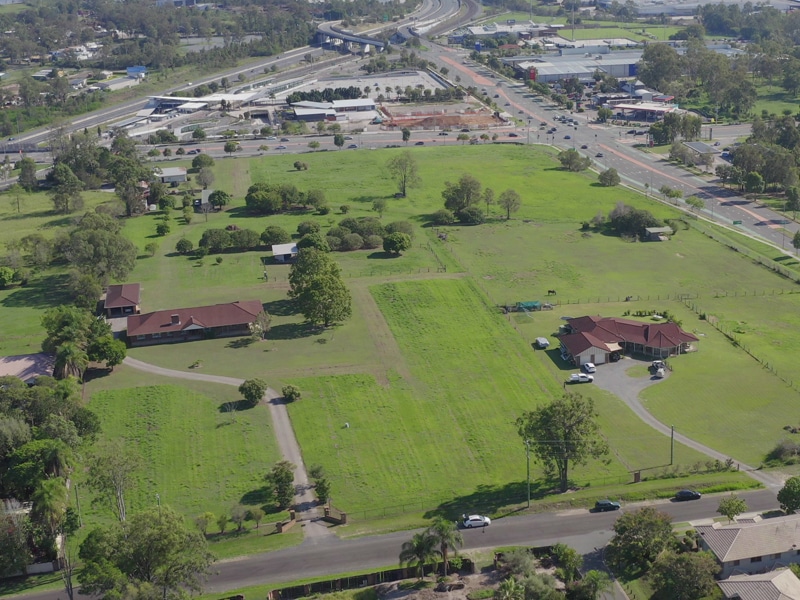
[271,243,298,263]
[155,167,187,184]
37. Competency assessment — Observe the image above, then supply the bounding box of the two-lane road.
[17,490,778,600]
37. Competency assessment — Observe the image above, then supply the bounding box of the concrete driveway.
[590,355,665,400]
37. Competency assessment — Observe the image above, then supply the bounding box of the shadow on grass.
[263,298,297,317]
[1,273,71,309]
[0,573,62,596]
[240,486,273,506]
[367,251,398,259]
[424,481,556,520]
[268,322,321,340]
[226,337,256,349]
[218,400,255,413]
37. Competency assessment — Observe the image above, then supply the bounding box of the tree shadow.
[226,337,256,349]
[217,400,255,413]
[1,273,71,309]
[268,322,321,340]
[423,481,556,520]
[225,206,253,219]
[367,251,397,259]
[263,298,297,317]
[240,486,273,506]
[349,195,380,204]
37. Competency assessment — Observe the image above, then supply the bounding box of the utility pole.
[670,425,674,465]
[525,440,531,508]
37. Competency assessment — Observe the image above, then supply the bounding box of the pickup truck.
[568,373,594,384]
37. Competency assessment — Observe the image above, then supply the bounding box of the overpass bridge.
[316,22,386,52]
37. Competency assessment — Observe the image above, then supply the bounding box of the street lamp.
[525,440,531,508]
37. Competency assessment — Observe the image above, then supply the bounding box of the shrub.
[317,205,330,215]
[175,238,193,254]
[296,233,330,252]
[356,217,385,238]
[340,204,350,214]
[598,168,620,187]
[282,384,301,402]
[383,232,411,255]
[156,223,171,236]
[364,234,383,249]
[385,220,414,239]
[342,233,364,251]
[431,209,455,225]
[456,206,485,225]
[326,236,342,251]
[297,221,320,236]
[261,225,291,246]
[327,226,351,240]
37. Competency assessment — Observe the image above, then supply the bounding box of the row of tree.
[440,174,522,224]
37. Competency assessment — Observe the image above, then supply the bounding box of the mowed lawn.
[88,384,282,518]
[289,278,639,513]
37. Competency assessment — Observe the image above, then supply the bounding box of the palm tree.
[42,440,74,478]
[426,517,463,576]
[54,342,89,380]
[399,531,440,580]
[31,478,68,538]
[495,577,524,600]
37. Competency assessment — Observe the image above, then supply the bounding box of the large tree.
[779,476,800,513]
[638,43,683,92]
[288,248,352,327]
[516,392,608,492]
[78,506,215,600]
[18,157,38,192]
[48,163,84,214]
[62,228,137,284]
[442,174,482,213]
[265,460,296,509]
[497,189,521,220]
[85,439,142,522]
[557,149,591,172]
[386,151,421,197]
[649,551,719,600]
[238,378,267,407]
[606,507,675,572]
[717,494,747,523]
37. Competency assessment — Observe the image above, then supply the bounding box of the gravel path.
[123,356,333,541]
[591,356,783,489]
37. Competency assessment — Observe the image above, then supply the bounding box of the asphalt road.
[19,489,777,600]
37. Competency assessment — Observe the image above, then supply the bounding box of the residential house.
[126,300,263,347]
[718,568,800,599]
[104,283,141,318]
[697,514,800,579]
[0,353,54,385]
[560,315,698,365]
[272,243,298,263]
[155,166,187,184]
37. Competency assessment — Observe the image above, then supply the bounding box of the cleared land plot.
[88,384,283,518]
[288,278,710,514]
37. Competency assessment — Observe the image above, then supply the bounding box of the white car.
[462,514,491,528]
[582,362,596,373]
[568,373,594,384]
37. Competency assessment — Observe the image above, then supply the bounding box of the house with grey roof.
[697,514,800,578]
[718,568,800,600]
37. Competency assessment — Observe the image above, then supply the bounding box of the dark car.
[415,141,425,146]
[595,500,621,512]
[461,128,471,133]
[509,132,519,137]
[564,135,571,140]
[280,137,290,142]
[581,144,588,149]
[438,131,449,136]
[595,152,604,158]
[675,490,701,501]
[627,129,636,134]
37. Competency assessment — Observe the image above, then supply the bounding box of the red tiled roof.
[560,332,613,356]
[127,300,262,337]
[566,316,698,350]
[104,283,141,309]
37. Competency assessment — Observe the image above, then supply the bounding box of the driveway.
[591,356,782,489]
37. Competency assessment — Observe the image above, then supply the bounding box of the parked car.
[595,500,621,512]
[534,337,550,349]
[582,362,596,373]
[462,514,491,528]
[675,489,702,501]
[568,373,594,384]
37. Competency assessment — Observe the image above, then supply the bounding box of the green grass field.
[287,278,715,515]
[82,382,301,557]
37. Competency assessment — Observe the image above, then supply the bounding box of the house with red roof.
[104,283,141,318]
[126,300,263,347]
[560,315,698,366]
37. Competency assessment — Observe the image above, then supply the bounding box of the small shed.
[155,167,187,184]
[644,226,673,242]
[271,243,298,263]
[104,283,141,317]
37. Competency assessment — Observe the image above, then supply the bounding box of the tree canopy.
[288,248,352,327]
[516,392,608,493]
[386,151,421,197]
[607,507,675,572]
